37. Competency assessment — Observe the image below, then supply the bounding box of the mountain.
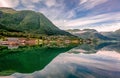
[0,23,21,32]
[101,29,120,40]
[0,7,71,36]
[67,29,114,40]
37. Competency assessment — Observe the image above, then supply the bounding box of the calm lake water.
[0,42,120,78]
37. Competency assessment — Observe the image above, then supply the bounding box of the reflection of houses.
[16,38,42,45]
[85,39,92,44]
[8,45,19,49]
[0,37,43,46]
[65,40,71,43]
[18,38,26,45]
[0,38,19,49]
[0,38,19,45]
[26,39,43,45]
[7,38,19,45]
[19,38,26,43]
[0,41,8,45]
[7,38,19,41]
[0,37,43,49]
[26,39,36,45]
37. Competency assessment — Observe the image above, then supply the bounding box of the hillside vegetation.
[0,7,71,36]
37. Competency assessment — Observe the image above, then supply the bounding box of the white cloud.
[66,10,76,19]
[65,12,120,26]
[38,0,71,21]
[80,0,108,9]
[90,23,120,32]
[21,0,41,4]
[32,0,41,3]
[21,0,36,7]
[44,0,57,7]
[0,0,119,32]
[51,12,120,32]
[63,22,120,32]
[0,0,40,9]
[0,0,19,8]
[19,0,42,10]
[80,0,88,4]
[39,7,64,20]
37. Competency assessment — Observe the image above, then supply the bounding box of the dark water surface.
[0,42,120,78]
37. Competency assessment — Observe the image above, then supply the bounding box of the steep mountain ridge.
[0,7,71,36]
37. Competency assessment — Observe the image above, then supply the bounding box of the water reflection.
[0,46,75,76]
[1,42,120,78]
[69,42,120,54]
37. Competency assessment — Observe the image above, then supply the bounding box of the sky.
[0,0,120,32]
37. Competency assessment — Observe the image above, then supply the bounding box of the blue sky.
[0,0,120,32]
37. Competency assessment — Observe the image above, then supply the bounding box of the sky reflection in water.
[2,43,120,78]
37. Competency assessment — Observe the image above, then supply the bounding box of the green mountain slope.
[0,7,71,36]
[0,23,21,32]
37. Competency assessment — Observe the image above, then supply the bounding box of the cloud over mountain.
[0,0,120,32]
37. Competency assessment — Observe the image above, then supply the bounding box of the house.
[7,37,19,41]
[18,38,27,45]
[26,39,36,45]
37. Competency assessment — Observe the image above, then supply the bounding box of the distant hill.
[101,29,120,40]
[67,29,114,40]
[0,7,71,36]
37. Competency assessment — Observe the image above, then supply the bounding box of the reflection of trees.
[101,42,120,53]
[71,44,98,54]
[94,42,116,50]
[69,42,120,54]
[0,46,75,76]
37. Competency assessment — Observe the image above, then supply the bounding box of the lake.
[0,42,120,78]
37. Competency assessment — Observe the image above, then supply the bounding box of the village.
[0,37,43,47]
[0,36,81,49]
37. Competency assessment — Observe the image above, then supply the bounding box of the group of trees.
[0,30,43,38]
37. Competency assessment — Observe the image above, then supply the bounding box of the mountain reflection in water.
[0,42,120,78]
[0,46,75,76]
